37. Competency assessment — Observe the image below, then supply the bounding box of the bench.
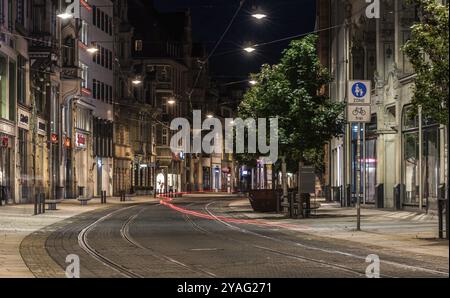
[46,199,63,210]
[77,197,92,206]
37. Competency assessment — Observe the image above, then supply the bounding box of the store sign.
[347,80,372,123]
[75,132,87,148]
[38,119,47,135]
[18,109,30,130]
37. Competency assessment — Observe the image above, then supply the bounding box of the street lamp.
[57,12,73,19]
[132,78,142,85]
[249,80,257,85]
[167,99,176,105]
[86,46,99,54]
[244,46,256,53]
[206,114,214,119]
[251,13,267,20]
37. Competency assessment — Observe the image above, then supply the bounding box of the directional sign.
[347,80,372,123]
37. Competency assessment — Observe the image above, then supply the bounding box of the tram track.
[77,205,144,278]
[202,200,449,278]
[119,204,217,278]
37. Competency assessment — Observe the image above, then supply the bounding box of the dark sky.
[153,0,316,80]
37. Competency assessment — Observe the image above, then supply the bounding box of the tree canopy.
[402,0,449,125]
[238,34,345,171]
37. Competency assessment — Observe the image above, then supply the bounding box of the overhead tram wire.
[187,0,247,112]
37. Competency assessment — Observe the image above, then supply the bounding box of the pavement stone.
[0,196,155,278]
[225,198,449,258]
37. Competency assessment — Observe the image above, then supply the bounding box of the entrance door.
[0,144,12,203]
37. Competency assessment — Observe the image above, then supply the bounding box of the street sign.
[348,80,371,104]
[347,80,372,123]
[347,105,371,122]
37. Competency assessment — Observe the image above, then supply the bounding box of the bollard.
[37,194,42,214]
[41,193,45,214]
[34,193,38,215]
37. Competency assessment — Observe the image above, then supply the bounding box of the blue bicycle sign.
[351,82,367,98]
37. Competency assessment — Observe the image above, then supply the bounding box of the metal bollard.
[34,193,38,215]
[37,194,42,214]
[41,193,45,214]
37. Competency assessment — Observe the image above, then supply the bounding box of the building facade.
[317,0,448,212]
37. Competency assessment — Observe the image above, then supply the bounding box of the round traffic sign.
[351,82,367,98]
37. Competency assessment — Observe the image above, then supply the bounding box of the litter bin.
[375,184,384,208]
[78,186,85,197]
[393,184,404,210]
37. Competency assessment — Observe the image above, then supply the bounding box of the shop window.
[402,106,440,209]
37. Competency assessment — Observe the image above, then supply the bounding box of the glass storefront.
[402,106,440,210]
[351,115,378,205]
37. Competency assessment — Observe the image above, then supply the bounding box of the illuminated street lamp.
[132,77,142,85]
[251,13,267,20]
[244,46,256,53]
[249,80,257,85]
[86,46,99,54]
[206,114,214,119]
[57,12,73,19]
[167,99,176,105]
[87,42,99,54]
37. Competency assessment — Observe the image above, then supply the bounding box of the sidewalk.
[0,196,155,278]
[226,198,449,258]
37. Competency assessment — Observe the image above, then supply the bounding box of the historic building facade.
[317,0,448,212]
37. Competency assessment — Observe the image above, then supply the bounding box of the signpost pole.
[356,123,361,231]
[347,80,371,231]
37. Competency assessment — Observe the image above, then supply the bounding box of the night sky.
[153,0,316,80]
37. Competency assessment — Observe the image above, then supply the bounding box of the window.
[32,0,45,32]
[162,128,168,146]
[109,16,113,35]
[0,0,4,25]
[80,20,88,45]
[100,10,104,31]
[109,50,113,70]
[16,0,25,26]
[93,79,97,99]
[17,55,26,104]
[101,47,105,67]
[80,62,88,89]
[101,82,105,101]
[93,5,97,26]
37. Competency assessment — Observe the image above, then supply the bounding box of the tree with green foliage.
[402,0,449,125]
[238,34,345,174]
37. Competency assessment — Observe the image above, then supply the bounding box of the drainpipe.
[418,105,423,211]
